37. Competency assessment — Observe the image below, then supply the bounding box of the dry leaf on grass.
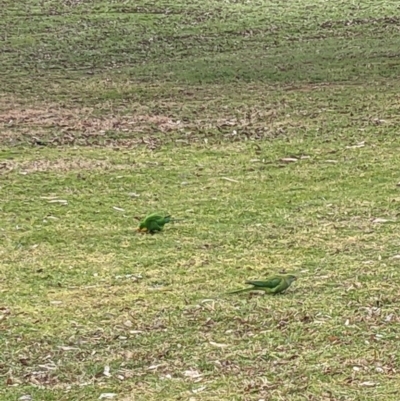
[99,394,117,400]
[280,158,298,163]
[184,370,202,379]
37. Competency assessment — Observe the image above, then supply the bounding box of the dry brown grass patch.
[0,157,130,174]
[0,99,189,142]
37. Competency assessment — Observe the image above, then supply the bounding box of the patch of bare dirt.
[0,105,193,149]
[0,96,195,148]
[0,95,293,148]
[320,16,400,29]
[0,158,130,174]
[0,106,186,135]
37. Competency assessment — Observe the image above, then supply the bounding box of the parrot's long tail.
[166,216,185,223]
[225,287,253,294]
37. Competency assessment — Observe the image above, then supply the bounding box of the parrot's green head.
[287,275,297,284]
[137,222,147,232]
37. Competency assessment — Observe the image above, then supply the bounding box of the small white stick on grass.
[221,177,239,183]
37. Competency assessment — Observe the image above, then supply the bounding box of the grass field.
[2,1,400,400]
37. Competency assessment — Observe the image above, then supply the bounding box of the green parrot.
[227,274,297,295]
[136,213,173,234]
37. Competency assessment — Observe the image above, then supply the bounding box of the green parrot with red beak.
[136,213,176,234]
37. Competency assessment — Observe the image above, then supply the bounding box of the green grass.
[2,0,400,400]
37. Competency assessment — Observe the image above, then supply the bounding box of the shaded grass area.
[2,0,400,400]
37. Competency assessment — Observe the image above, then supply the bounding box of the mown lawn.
[1,1,400,400]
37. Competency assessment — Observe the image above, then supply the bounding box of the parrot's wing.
[246,278,282,289]
[141,215,160,226]
[148,220,162,231]
[156,217,168,226]
[270,276,297,293]
[143,214,172,226]
[146,214,163,222]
